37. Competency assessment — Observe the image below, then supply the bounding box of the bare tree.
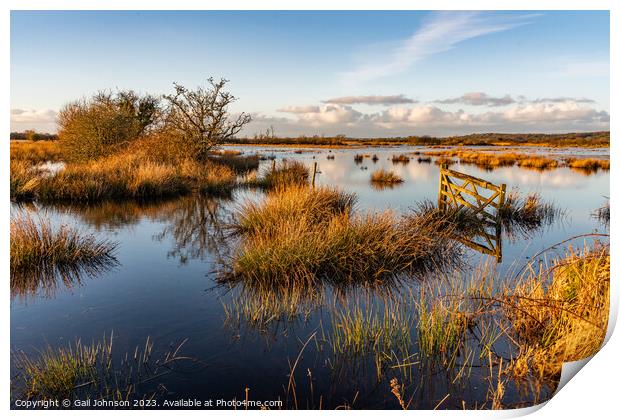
[163,78,252,161]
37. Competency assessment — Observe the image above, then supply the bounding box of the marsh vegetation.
[9,81,610,409]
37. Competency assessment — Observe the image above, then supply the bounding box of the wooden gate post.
[311,162,318,188]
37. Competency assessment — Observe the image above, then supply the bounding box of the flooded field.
[10,146,609,409]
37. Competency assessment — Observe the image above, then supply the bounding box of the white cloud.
[10,108,58,132]
[342,12,535,83]
[278,104,362,125]
[245,100,608,137]
[322,95,416,106]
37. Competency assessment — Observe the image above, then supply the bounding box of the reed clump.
[224,186,462,288]
[499,192,559,237]
[516,157,558,170]
[10,214,117,297]
[565,158,610,173]
[258,160,310,189]
[370,169,404,184]
[391,154,410,164]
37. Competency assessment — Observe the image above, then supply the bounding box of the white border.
[2,1,616,419]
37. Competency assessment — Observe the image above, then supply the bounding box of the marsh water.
[10,146,609,409]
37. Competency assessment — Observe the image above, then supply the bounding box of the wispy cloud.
[341,12,536,84]
[433,92,596,107]
[530,96,595,104]
[322,95,416,106]
[435,92,515,107]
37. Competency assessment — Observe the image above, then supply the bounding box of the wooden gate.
[438,164,506,261]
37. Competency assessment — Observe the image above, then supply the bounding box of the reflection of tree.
[48,195,235,265]
[153,195,233,264]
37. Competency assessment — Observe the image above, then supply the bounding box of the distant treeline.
[229,131,610,147]
[10,131,58,141]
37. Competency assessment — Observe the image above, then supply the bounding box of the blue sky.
[10,10,610,136]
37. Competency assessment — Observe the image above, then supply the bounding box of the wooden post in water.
[271,159,276,173]
[312,162,318,188]
[438,164,448,211]
[495,183,507,262]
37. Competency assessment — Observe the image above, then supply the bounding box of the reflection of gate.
[438,165,506,261]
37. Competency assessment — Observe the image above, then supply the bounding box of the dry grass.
[391,154,410,164]
[257,160,310,189]
[370,169,404,184]
[565,158,610,173]
[516,157,559,170]
[223,186,462,288]
[505,245,610,379]
[10,152,238,202]
[10,141,62,163]
[10,214,117,298]
[10,160,42,201]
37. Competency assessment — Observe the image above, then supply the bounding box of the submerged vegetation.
[12,334,191,401]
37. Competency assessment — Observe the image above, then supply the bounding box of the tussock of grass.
[233,185,357,237]
[370,169,404,184]
[10,214,117,298]
[354,154,364,163]
[516,157,558,170]
[565,158,610,173]
[10,141,62,163]
[391,154,410,164]
[499,192,559,237]
[223,186,462,288]
[258,160,310,189]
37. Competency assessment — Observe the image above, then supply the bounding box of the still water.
[10,146,609,409]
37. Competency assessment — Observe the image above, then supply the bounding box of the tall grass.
[223,186,462,288]
[258,160,310,189]
[10,214,117,298]
[10,160,41,201]
[499,192,560,237]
